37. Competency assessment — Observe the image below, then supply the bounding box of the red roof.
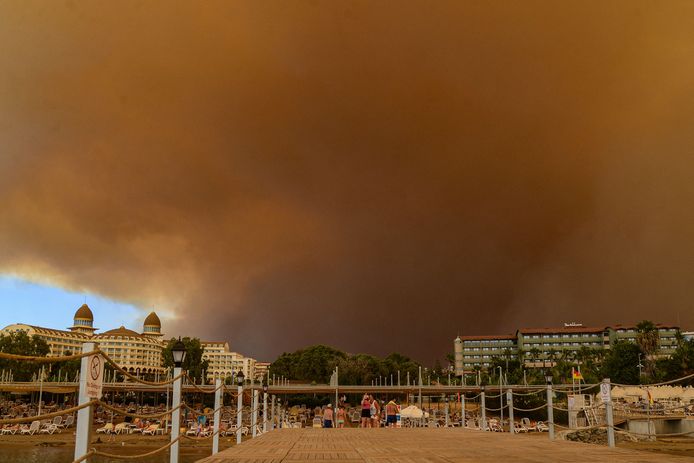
[518,326,605,335]
[459,334,516,341]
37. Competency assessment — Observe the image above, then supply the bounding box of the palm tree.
[547,348,559,367]
[636,320,659,377]
[529,347,541,367]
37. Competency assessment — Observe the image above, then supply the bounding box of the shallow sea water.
[0,446,210,463]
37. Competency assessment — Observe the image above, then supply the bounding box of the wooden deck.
[197,428,690,462]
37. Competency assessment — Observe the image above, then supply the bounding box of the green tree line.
[270,345,421,385]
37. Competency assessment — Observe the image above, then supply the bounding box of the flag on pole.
[572,369,583,380]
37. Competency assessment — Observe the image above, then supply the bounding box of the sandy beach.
[0,424,242,463]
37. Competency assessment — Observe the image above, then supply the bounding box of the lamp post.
[236,371,245,444]
[170,338,187,463]
[545,372,554,441]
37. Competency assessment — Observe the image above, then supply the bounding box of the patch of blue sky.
[0,275,142,332]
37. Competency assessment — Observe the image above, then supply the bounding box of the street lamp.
[262,382,269,433]
[236,370,245,444]
[545,371,554,440]
[637,353,644,378]
[172,337,187,368]
[170,338,187,463]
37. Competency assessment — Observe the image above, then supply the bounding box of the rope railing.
[553,422,606,431]
[182,403,227,418]
[0,351,94,363]
[552,402,605,412]
[611,371,694,387]
[484,404,508,411]
[72,450,96,463]
[0,400,97,424]
[98,350,184,386]
[97,400,184,420]
[72,435,183,462]
[553,384,600,393]
[512,390,544,397]
[182,375,226,394]
[512,403,548,412]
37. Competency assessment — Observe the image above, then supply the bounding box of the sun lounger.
[56,415,74,429]
[20,421,41,435]
[1,425,19,435]
[142,424,159,435]
[520,417,532,431]
[512,421,529,433]
[96,423,114,434]
[39,423,60,435]
[114,423,131,434]
[536,421,549,432]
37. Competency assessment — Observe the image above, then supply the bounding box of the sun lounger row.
[0,415,74,435]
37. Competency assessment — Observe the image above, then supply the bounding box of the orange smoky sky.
[1,1,694,362]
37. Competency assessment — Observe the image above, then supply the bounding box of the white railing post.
[263,390,268,432]
[480,389,487,431]
[170,366,182,463]
[507,389,514,434]
[461,393,466,427]
[74,342,96,463]
[547,382,555,440]
[236,382,243,445]
[252,389,259,437]
[212,378,222,454]
[271,394,276,430]
[418,366,423,409]
[603,378,615,448]
[444,397,449,427]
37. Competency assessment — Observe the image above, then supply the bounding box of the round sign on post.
[600,382,611,403]
[86,354,104,399]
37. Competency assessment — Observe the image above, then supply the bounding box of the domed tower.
[142,311,163,338]
[454,335,464,377]
[68,304,98,335]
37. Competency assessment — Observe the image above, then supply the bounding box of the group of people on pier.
[315,394,400,428]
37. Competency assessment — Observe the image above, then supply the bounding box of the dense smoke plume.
[1,1,694,362]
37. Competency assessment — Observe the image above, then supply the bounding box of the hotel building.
[454,322,683,374]
[1,304,265,380]
[1,304,165,375]
[201,341,258,381]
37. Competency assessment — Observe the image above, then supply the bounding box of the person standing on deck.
[385,400,398,428]
[360,394,371,427]
[323,404,334,428]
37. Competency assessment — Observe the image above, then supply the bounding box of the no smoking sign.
[86,354,104,399]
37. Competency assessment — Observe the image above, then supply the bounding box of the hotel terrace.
[1,304,265,380]
[453,323,681,374]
